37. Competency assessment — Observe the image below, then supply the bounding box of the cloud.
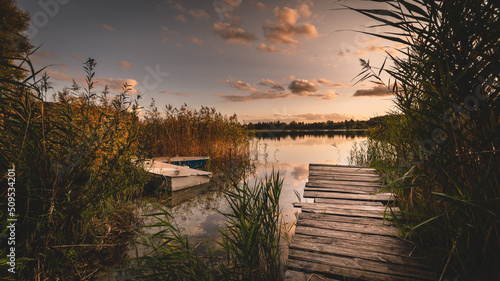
[256,2,269,12]
[218,89,289,102]
[296,3,312,17]
[91,23,116,32]
[353,84,392,97]
[220,0,242,8]
[259,78,285,91]
[226,78,258,92]
[161,26,178,42]
[188,36,205,46]
[288,79,318,94]
[274,113,356,122]
[119,60,132,72]
[263,5,318,45]
[187,9,210,20]
[160,90,195,96]
[317,78,348,88]
[316,90,339,100]
[213,22,257,46]
[255,43,295,54]
[338,39,406,58]
[97,77,139,94]
[220,77,341,102]
[174,14,188,22]
[45,69,75,83]
[72,55,84,62]
[168,0,210,22]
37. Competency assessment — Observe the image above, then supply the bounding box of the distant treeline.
[244,116,390,131]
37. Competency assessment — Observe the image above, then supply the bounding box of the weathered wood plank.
[309,164,376,171]
[290,233,426,259]
[307,179,382,187]
[308,178,383,187]
[289,249,435,280]
[305,182,381,193]
[298,212,395,226]
[294,225,407,248]
[303,190,394,202]
[294,202,398,213]
[297,214,400,236]
[287,259,428,281]
[290,237,433,269]
[304,186,377,195]
[314,198,384,206]
[299,206,392,219]
[286,164,434,280]
[308,173,381,182]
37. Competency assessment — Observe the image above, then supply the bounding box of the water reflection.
[97,132,367,280]
[168,131,367,239]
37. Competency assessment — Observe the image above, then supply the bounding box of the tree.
[0,0,32,82]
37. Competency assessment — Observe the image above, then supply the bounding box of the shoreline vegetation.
[346,1,499,280]
[1,0,498,280]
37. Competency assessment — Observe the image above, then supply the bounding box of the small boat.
[155,156,209,169]
[143,159,212,191]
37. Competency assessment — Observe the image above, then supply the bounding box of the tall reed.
[0,54,149,280]
[130,172,288,281]
[138,102,253,173]
[346,1,499,279]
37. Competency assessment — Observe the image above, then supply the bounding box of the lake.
[163,131,367,248]
[97,131,367,280]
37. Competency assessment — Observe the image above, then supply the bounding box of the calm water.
[164,132,367,245]
[97,132,367,280]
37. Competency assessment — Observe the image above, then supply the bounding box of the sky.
[17,0,403,123]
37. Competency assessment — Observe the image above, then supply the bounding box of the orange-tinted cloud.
[188,36,205,46]
[288,79,318,94]
[226,78,258,92]
[274,113,356,122]
[213,22,257,46]
[119,60,132,72]
[353,84,392,97]
[263,5,318,45]
[97,77,139,94]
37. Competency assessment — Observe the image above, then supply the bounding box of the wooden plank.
[306,179,383,190]
[298,212,395,226]
[308,172,381,182]
[308,166,378,176]
[314,198,383,206]
[306,181,381,192]
[309,164,377,171]
[297,214,400,236]
[293,225,405,247]
[308,169,380,176]
[303,190,394,202]
[299,206,391,219]
[290,237,433,269]
[287,258,426,281]
[289,249,435,280]
[290,233,424,259]
[308,178,383,187]
[304,186,377,195]
[284,269,340,281]
[285,164,435,280]
[294,202,398,213]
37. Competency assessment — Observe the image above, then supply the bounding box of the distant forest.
[244,115,391,131]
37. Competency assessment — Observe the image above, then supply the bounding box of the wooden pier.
[285,164,436,281]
